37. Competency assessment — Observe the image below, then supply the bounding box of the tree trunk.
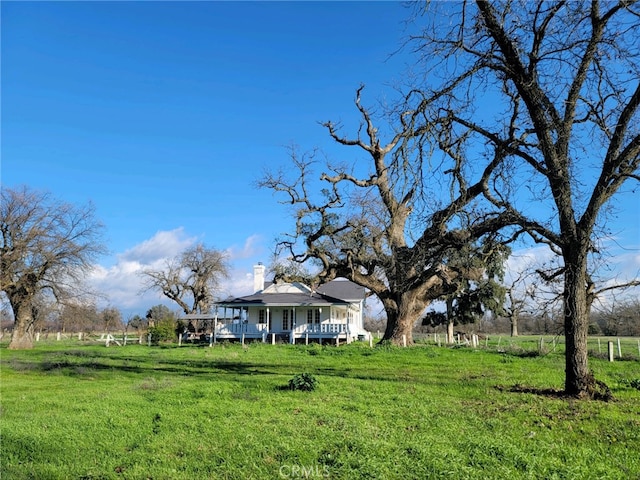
[563,253,595,397]
[381,292,428,345]
[8,298,35,350]
[382,309,415,345]
[446,320,454,344]
[446,297,455,343]
[510,315,518,337]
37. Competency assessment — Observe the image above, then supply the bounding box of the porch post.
[213,312,218,345]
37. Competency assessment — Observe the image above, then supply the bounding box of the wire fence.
[3,330,640,361]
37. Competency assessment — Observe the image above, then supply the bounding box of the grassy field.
[1,338,639,479]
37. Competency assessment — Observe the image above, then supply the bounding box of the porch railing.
[293,323,348,335]
[213,322,348,338]
[216,323,268,336]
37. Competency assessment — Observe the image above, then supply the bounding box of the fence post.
[148,333,152,347]
[402,335,407,347]
[617,338,622,358]
[271,333,276,345]
[369,335,373,348]
[57,332,61,341]
[241,333,245,346]
[608,341,614,362]
[36,332,41,342]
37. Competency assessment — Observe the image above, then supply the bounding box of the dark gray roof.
[217,279,365,308]
[316,279,366,302]
[218,291,345,308]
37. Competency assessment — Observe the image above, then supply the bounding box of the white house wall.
[244,306,359,329]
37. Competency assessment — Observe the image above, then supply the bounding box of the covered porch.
[179,309,355,344]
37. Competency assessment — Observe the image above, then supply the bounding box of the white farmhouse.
[182,264,369,344]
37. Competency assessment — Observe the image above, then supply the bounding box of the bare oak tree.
[140,243,230,315]
[0,186,106,349]
[260,87,518,345]
[409,0,639,396]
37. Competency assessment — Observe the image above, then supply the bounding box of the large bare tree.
[409,0,639,396]
[0,186,106,349]
[140,243,230,315]
[260,87,518,345]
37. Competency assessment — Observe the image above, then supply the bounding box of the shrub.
[288,373,318,392]
[148,318,177,344]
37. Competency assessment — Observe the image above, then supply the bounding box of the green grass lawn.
[1,339,639,479]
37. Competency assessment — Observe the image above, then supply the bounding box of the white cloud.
[505,245,558,282]
[504,244,640,310]
[221,234,269,298]
[225,234,265,261]
[119,227,197,265]
[89,229,268,316]
[89,230,638,318]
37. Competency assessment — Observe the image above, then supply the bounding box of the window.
[258,309,266,324]
[308,309,321,324]
[283,310,289,330]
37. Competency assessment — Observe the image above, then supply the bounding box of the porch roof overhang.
[180,314,219,321]
[216,291,349,309]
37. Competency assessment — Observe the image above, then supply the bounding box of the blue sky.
[2,1,638,317]
[2,1,415,315]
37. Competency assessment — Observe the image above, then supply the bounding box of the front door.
[282,309,290,331]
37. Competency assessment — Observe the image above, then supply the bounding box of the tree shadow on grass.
[6,351,293,380]
[495,382,614,402]
[4,346,411,386]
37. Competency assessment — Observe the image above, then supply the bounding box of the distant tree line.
[362,296,640,338]
[0,299,181,339]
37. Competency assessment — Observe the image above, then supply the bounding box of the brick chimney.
[253,263,265,293]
